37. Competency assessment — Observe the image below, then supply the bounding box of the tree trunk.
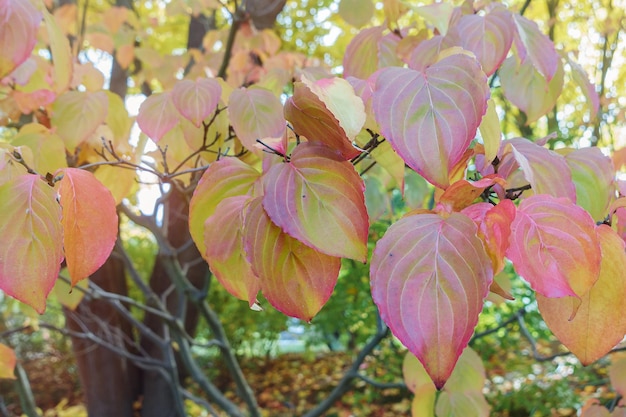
[65,257,138,417]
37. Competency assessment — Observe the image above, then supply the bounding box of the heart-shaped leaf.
[0,175,63,313]
[499,55,564,124]
[373,52,489,188]
[243,197,341,321]
[371,212,493,388]
[189,158,260,258]
[0,0,41,79]
[57,168,118,285]
[228,87,286,152]
[137,92,180,143]
[204,195,260,305]
[171,78,221,128]
[447,6,514,76]
[262,142,368,262]
[537,225,626,365]
[506,194,601,299]
[51,91,109,152]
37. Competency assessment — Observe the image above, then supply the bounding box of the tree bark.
[65,257,138,417]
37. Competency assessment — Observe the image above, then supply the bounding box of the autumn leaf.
[171,78,221,128]
[136,92,180,143]
[57,168,118,285]
[446,5,514,76]
[51,91,109,153]
[204,195,260,305]
[371,212,493,388]
[284,76,366,160]
[0,0,42,79]
[189,158,261,258]
[537,225,626,365]
[262,142,369,262]
[506,194,601,299]
[243,197,341,321]
[0,175,63,313]
[0,343,16,379]
[228,87,286,153]
[373,52,489,188]
[504,137,576,201]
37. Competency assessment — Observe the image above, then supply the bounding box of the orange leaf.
[58,168,118,285]
[537,225,626,365]
[0,343,16,379]
[284,77,365,160]
[0,175,63,313]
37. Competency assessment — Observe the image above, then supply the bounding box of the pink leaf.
[137,92,180,143]
[171,78,221,128]
[204,196,260,305]
[262,142,369,261]
[512,14,559,82]
[228,87,286,152]
[243,197,341,321]
[373,52,489,188]
[537,225,626,365]
[0,175,63,313]
[446,6,514,76]
[0,0,42,79]
[57,168,118,285]
[504,138,576,201]
[506,194,601,299]
[371,212,493,388]
[189,158,260,258]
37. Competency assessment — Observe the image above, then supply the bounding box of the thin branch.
[470,307,527,344]
[353,373,407,391]
[302,313,390,417]
[159,256,261,417]
[217,8,243,79]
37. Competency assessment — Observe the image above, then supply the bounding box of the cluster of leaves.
[2,2,626,414]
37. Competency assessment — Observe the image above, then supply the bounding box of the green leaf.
[0,174,63,313]
[51,91,109,152]
[189,158,260,258]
